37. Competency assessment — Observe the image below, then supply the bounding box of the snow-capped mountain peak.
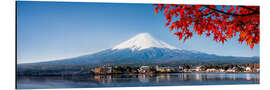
[112,33,179,51]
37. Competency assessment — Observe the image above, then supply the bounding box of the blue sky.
[17,1,259,63]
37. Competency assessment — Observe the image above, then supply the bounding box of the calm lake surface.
[17,73,259,89]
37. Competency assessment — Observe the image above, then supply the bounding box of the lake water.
[17,73,259,89]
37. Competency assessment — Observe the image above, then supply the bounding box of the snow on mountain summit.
[112,33,179,51]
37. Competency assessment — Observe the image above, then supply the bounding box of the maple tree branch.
[204,6,259,16]
[239,6,259,13]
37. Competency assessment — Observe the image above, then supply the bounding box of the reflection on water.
[17,73,259,89]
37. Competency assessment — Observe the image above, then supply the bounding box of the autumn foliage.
[154,4,259,48]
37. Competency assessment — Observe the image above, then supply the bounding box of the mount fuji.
[19,33,259,66]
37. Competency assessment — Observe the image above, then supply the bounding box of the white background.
[0,0,269,90]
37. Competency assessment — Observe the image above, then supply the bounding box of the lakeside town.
[91,64,260,74]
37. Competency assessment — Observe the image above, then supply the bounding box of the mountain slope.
[19,33,259,66]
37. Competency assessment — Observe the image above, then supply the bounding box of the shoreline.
[16,72,260,77]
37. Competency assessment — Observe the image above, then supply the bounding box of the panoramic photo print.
[16,1,260,89]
